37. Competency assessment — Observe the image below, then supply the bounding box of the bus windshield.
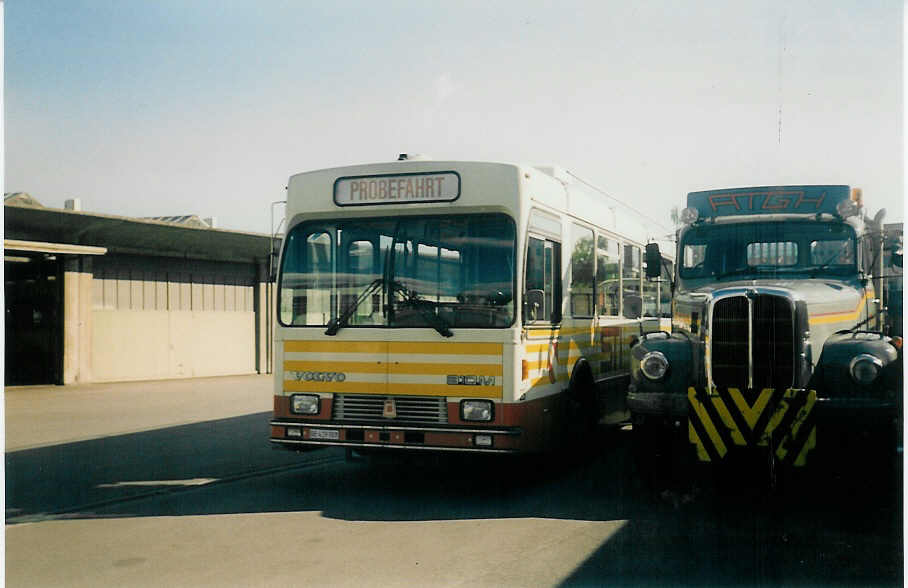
[279,213,516,329]
[678,221,858,284]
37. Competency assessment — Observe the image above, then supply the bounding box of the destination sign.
[687,185,851,218]
[334,172,460,206]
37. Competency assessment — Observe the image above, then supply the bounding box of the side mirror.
[645,243,662,279]
[892,249,903,268]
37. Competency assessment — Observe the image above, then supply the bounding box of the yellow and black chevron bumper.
[688,387,817,467]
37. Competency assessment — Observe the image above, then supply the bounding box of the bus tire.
[566,362,597,445]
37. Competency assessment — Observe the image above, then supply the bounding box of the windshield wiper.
[324,278,383,336]
[807,242,853,278]
[391,281,453,338]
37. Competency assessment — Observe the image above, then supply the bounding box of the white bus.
[270,156,670,454]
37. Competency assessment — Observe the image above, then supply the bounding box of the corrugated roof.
[142,215,211,228]
[4,203,275,264]
[4,193,44,208]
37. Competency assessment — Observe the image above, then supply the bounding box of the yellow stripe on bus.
[524,360,547,371]
[284,341,386,354]
[285,360,385,374]
[284,379,501,398]
[284,360,503,376]
[284,340,502,356]
[389,342,502,355]
[389,363,502,376]
[526,328,560,338]
[524,344,550,353]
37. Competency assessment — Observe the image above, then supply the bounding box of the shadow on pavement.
[5,411,301,520]
[6,419,901,585]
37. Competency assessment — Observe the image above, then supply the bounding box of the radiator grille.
[711,294,795,390]
[332,394,448,424]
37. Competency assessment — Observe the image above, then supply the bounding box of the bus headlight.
[640,351,669,380]
[291,394,320,415]
[849,354,883,385]
[461,400,494,422]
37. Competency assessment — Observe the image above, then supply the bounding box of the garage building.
[5,194,277,386]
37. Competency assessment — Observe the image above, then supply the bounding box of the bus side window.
[525,236,562,324]
[570,224,594,317]
[596,235,620,317]
[623,244,642,319]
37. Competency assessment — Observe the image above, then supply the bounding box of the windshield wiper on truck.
[324,278,384,336]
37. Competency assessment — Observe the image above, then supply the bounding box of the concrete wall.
[91,309,255,381]
[89,254,262,383]
[63,258,93,384]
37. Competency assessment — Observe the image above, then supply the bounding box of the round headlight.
[849,354,883,385]
[640,351,669,380]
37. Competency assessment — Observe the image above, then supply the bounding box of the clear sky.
[5,0,904,234]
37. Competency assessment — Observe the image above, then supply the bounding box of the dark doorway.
[5,253,63,385]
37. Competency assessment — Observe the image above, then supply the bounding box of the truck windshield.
[678,221,857,282]
[279,213,516,329]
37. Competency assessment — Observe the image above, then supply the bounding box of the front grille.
[711,294,795,390]
[332,394,448,424]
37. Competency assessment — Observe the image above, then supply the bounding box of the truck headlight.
[640,351,669,380]
[849,354,883,385]
[290,394,320,415]
[461,399,494,422]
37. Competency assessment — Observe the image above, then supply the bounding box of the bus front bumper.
[270,420,524,454]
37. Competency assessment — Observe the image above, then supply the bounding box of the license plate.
[310,428,340,441]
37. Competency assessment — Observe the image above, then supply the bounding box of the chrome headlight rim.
[460,399,494,422]
[849,354,883,385]
[640,350,670,381]
[290,393,321,415]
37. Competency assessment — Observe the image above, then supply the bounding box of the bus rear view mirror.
[645,243,662,279]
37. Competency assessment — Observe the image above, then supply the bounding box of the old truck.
[628,185,902,476]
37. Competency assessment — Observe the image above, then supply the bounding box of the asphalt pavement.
[5,374,274,451]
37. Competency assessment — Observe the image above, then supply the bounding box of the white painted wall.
[91,309,256,382]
